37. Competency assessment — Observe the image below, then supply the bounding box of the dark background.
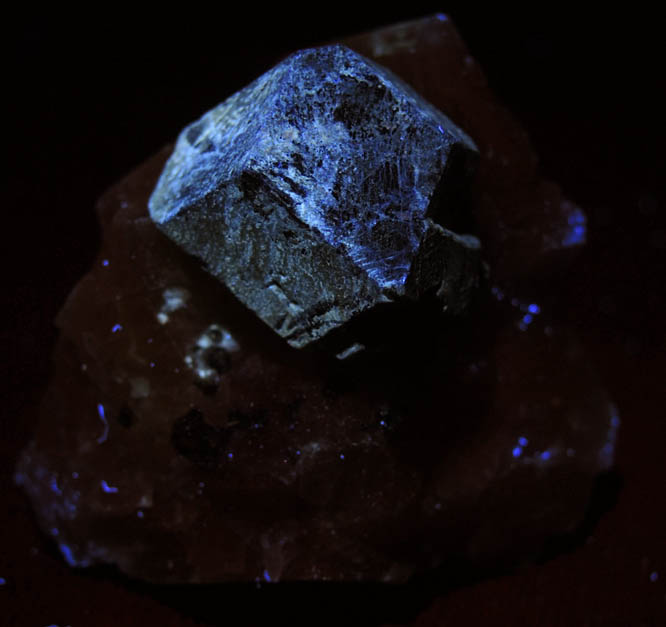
[3,6,665,626]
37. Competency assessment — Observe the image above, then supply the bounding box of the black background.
[3,6,665,626]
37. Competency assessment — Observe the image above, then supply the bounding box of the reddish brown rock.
[15,15,615,584]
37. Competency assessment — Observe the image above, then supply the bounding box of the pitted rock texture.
[149,44,481,349]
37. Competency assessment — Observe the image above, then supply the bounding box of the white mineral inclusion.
[157,287,190,325]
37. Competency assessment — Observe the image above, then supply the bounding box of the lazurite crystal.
[149,44,481,349]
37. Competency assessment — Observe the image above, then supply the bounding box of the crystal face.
[149,44,481,349]
[15,15,615,585]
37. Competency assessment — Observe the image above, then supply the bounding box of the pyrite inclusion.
[149,44,481,348]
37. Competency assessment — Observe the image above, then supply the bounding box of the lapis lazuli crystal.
[149,45,481,348]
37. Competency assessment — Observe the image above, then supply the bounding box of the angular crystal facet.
[149,45,481,348]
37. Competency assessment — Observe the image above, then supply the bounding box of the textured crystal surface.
[149,44,481,348]
[345,17,588,280]
[15,15,615,585]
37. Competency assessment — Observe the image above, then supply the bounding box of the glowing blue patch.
[0,577,6,585]
[522,313,533,325]
[436,13,448,21]
[518,436,528,447]
[540,451,551,461]
[528,303,540,314]
[100,479,118,494]
[72,471,79,479]
[263,569,272,582]
[96,403,109,444]
[102,259,109,266]
[137,510,144,519]
[438,125,445,134]
[649,571,659,582]
[562,209,587,247]
[227,452,234,460]
[59,543,76,566]
[50,477,62,496]
[568,209,586,225]
[111,323,123,333]
[512,446,522,458]
[339,453,345,460]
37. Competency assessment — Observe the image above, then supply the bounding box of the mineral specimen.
[149,44,481,349]
[15,15,615,586]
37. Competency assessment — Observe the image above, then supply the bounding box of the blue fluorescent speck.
[567,209,586,225]
[528,303,540,314]
[610,410,620,428]
[0,577,6,585]
[111,323,123,333]
[562,224,586,247]
[97,403,109,444]
[518,436,528,447]
[512,446,522,458]
[562,209,587,246]
[50,477,62,496]
[649,571,659,582]
[340,453,345,460]
[100,479,119,494]
[438,125,444,134]
[59,543,77,566]
[522,313,533,325]
[227,452,234,459]
[263,569,272,582]
[102,259,109,266]
[540,451,551,461]
[137,510,144,519]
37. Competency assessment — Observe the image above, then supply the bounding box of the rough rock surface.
[149,44,481,349]
[15,15,615,585]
